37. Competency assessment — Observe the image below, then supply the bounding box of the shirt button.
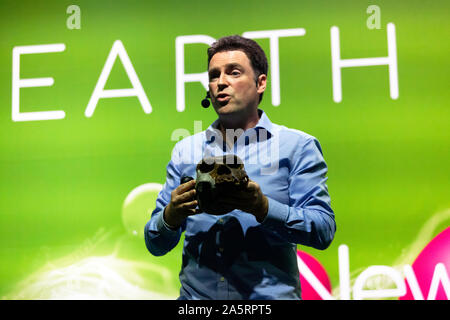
[218,218,224,224]
[220,276,225,282]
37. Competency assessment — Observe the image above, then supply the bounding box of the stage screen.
[1,0,449,300]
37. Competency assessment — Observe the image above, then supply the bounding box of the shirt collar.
[205,109,274,142]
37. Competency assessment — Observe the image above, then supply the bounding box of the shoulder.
[269,123,326,162]
[272,123,318,148]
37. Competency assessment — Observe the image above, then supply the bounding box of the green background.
[0,0,449,299]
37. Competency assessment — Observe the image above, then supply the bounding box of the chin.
[214,103,235,115]
[215,103,246,116]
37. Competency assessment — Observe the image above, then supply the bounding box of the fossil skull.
[195,154,249,214]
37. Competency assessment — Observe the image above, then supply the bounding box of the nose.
[217,72,228,89]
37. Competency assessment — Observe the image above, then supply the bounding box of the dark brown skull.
[195,154,249,214]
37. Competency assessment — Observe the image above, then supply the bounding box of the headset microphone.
[201,92,210,108]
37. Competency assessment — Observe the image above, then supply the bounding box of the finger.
[178,189,197,202]
[244,181,258,192]
[175,188,196,204]
[185,207,201,216]
[177,179,196,194]
[181,199,198,210]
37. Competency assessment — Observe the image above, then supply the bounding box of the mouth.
[216,93,231,104]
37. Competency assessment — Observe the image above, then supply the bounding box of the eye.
[230,70,241,76]
[208,71,219,81]
[198,160,215,173]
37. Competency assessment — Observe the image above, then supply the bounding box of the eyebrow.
[208,63,244,73]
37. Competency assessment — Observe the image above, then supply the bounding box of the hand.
[164,179,199,229]
[217,179,269,223]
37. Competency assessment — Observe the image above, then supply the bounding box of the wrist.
[163,205,182,230]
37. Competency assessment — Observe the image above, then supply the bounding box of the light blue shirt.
[144,110,336,300]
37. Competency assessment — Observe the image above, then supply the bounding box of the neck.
[218,108,260,146]
[218,108,260,131]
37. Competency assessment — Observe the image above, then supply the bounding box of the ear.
[256,74,267,94]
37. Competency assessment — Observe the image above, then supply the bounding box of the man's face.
[208,50,266,116]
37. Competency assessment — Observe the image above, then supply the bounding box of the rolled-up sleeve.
[144,144,184,256]
[261,137,336,250]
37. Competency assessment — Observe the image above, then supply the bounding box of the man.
[145,35,336,299]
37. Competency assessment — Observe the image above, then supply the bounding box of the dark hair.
[207,35,268,103]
